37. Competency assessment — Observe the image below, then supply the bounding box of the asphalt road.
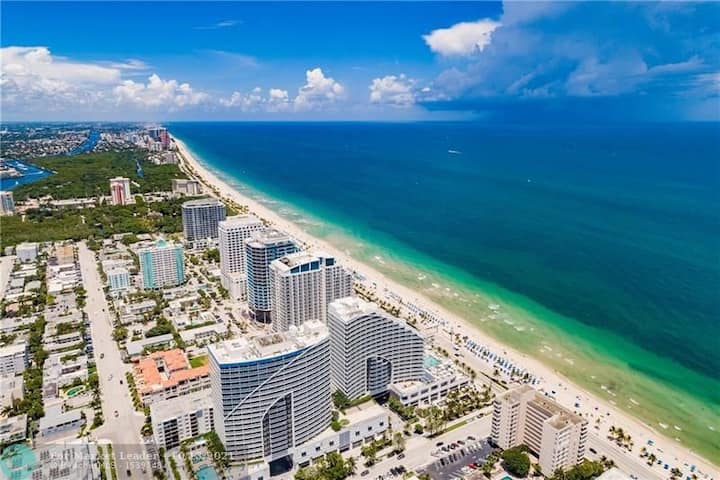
[78,242,152,480]
[587,435,663,480]
[0,255,15,297]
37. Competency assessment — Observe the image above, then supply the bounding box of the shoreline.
[170,133,719,476]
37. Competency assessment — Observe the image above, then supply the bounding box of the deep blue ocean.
[170,122,720,454]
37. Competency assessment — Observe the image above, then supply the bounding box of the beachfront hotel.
[245,229,299,323]
[181,197,227,243]
[208,321,331,463]
[218,215,265,300]
[109,177,132,205]
[491,385,588,475]
[138,239,185,289]
[269,251,354,332]
[328,297,425,399]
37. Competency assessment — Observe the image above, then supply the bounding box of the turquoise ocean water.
[169,122,720,461]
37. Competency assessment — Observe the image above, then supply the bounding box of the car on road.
[108,374,113,381]
[589,447,597,454]
[361,471,369,476]
[436,441,444,447]
[100,353,104,359]
[397,453,405,459]
[114,410,118,417]
[120,380,123,385]
[126,469,132,476]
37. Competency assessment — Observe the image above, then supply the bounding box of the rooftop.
[150,389,212,420]
[271,251,320,272]
[503,385,587,428]
[219,215,263,228]
[134,348,209,395]
[328,297,382,322]
[137,239,180,252]
[126,333,174,356]
[0,342,27,356]
[246,228,294,248]
[209,320,327,364]
[182,198,224,208]
[39,404,82,430]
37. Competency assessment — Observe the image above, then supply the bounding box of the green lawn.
[189,355,208,368]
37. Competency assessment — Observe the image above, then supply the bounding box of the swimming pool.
[197,466,219,480]
[425,355,441,368]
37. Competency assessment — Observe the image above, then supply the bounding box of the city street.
[78,242,151,480]
[0,255,15,297]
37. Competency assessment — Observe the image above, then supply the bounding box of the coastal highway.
[78,242,152,480]
[586,435,663,480]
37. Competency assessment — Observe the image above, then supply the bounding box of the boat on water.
[447,149,462,155]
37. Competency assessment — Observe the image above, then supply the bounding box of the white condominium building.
[181,198,226,242]
[150,389,214,450]
[109,177,132,205]
[0,343,28,376]
[269,251,354,332]
[16,242,38,263]
[171,179,202,196]
[245,229,298,323]
[491,385,588,475]
[106,267,131,292]
[208,321,331,463]
[327,297,425,400]
[218,215,265,299]
[137,239,185,289]
[0,191,15,215]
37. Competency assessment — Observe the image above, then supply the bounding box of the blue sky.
[1,1,718,121]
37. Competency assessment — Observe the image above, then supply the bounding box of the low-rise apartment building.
[134,349,210,404]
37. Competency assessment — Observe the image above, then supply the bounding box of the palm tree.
[346,456,357,477]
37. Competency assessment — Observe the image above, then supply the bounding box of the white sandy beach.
[172,135,719,479]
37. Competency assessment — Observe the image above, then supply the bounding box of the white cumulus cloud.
[423,19,501,57]
[294,68,345,110]
[113,74,207,109]
[369,74,416,107]
[1,46,121,108]
[219,87,264,110]
[220,87,291,112]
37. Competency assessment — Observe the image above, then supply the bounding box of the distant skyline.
[1,1,718,122]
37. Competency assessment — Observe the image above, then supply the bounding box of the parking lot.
[423,437,497,480]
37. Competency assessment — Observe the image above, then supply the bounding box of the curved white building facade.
[208,321,331,462]
[328,297,425,400]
